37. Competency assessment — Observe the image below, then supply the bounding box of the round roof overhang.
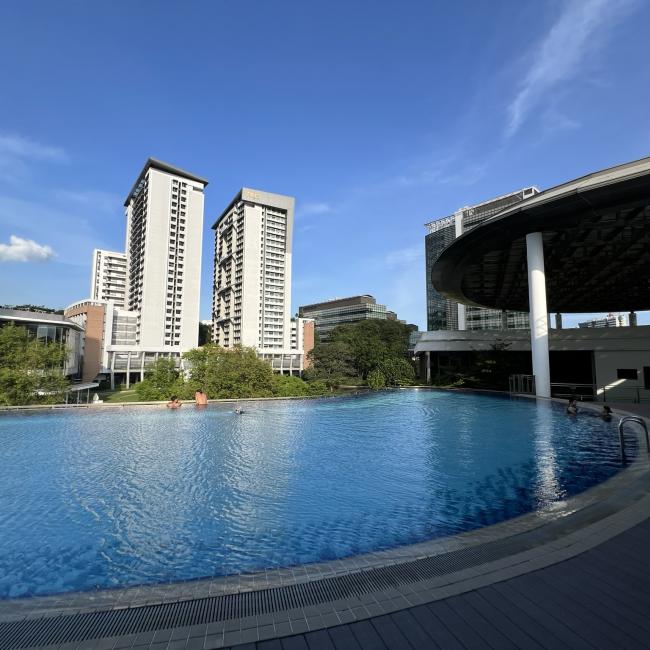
[431,158,650,313]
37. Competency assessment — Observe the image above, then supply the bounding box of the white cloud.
[0,134,67,162]
[384,245,423,269]
[54,190,120,215]
[506,0,637,137]
[0,235,56,262]
[0,133,67,184]
[299,201,332,216]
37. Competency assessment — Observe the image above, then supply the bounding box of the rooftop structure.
[424,187,537,331]
[431,155,650,397]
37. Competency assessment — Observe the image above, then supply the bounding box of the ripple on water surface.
[0,391,631,598]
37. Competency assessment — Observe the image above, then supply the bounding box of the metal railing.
[509,374,535,395]
[600,385,650,404]
[618,416,650,462]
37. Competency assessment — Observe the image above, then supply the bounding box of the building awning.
[431,156,650,313]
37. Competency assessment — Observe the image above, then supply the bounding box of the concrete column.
[426,352,431,384]
[126,353,131,389]
[110,353,116,390]
[555,313,563,329]
[629,311,637,327]
[501,310,508,331]
[526,232,551,398]
[457,304,467,331]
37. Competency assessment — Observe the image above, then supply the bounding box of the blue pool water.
[0,391,630,599]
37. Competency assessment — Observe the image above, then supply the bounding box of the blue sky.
[0,0,649,328]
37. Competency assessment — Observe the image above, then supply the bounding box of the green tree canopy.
[0,323,68,405]
[307,319,415,387]
[135,357,184,401]
[184,344,276,399]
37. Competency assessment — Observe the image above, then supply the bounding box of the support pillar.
[501,310,508,331]
[555,313,562,330]
[426,351,431,384]
[629,311,637,327]
[457,304,467,331]
[126,353,131,389]
[526,232,551,398]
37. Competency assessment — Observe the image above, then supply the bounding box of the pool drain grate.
[0,530,549,650]
[1,489,632,650]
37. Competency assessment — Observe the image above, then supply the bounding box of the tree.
[135,357,184,401]
[184,344,276,398]
[198,322,212,346]
[307,319,415,387]
[0,323,68,405]
[367,369,386,390]
[377,357,416,386]
[304,340,356,387]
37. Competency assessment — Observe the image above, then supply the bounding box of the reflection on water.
[0,391,628,598]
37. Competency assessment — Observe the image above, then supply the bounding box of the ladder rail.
[618,416,650,462]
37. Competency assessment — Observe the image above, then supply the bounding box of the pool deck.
[1,401,649,650]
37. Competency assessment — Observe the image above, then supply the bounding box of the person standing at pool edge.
[195,389,208,406]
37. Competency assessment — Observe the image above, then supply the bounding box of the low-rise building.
[0,307,83,377]
[299,295,400,341]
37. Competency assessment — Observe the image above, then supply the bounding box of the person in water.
[567,398,578,415]
[234,406,244,414]
[167,395,182,409]
[194,389,208,406]
[601,405,613,421]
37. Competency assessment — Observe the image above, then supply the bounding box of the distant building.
[211,188,307,374]
[90,249,127,309]
[0,307,83,377]
[125,158,207,351]
[425,188,538,331]
[579,314,626,328]
[299,295,403,341]
[66,158,209,388]
[212,188,294,351]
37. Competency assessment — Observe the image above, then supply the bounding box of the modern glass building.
[425,188,538,331]
[299,295,400,341]
[0,308,83,376]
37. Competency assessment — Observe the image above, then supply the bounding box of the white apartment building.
[125,158,208,351]
[90,249,127,308]
[212,188,294,350]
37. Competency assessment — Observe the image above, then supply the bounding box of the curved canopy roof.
[431,157,650,313]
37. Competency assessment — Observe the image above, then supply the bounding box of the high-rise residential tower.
[124,158,208,350]
[90,249,127,308]
[212,188,294,351]
[425,187,538,331]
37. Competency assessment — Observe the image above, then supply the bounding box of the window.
[617,368,638,380]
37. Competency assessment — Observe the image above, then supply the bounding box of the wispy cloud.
[299,201,332,216]
[0,134,67,162]
[54,189,120,215]
[0,235,56,262]
[506,0,637,137]
[0,133,68,184]
[384,244,423,269]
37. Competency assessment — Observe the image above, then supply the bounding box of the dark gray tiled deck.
[219,517,650,650]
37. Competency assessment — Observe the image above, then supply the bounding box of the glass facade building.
[425,188,538,331]
[0,308,83,376]
[299,295,396,341]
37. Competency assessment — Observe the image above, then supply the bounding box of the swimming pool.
[0,391,630,599]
